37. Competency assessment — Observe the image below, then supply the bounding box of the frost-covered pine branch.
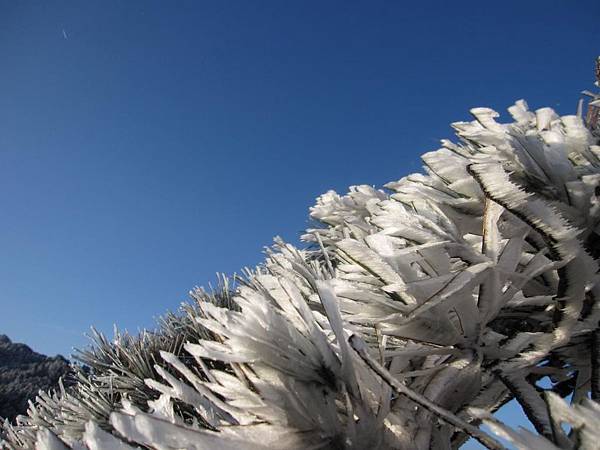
[3,62,600,450]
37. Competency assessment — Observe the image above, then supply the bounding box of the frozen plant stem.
[349,335,507,450]
[348,334,506,450]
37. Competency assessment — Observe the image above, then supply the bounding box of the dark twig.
[349,335,507,450]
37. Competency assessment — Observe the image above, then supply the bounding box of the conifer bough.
[3,60,600,449]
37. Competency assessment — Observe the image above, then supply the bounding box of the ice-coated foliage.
[3,66,600,449]
[472,391,600,450]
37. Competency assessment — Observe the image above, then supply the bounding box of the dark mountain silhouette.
[0,335,70,422]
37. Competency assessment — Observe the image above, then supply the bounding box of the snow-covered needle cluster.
[3,84,600,449]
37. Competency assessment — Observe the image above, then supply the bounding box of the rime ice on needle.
[3,65,600,450]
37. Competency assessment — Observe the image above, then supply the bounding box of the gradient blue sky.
[1,1,598,361]
[2,3,598,447]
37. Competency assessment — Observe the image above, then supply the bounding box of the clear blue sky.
[0,1,598,363]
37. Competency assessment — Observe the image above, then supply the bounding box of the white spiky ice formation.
[3,92,600,449]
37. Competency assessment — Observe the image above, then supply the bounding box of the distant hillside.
[0,335,70,422]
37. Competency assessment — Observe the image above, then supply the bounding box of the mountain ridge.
[0,334,70,422]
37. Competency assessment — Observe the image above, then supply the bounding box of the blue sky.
[0,1,598,363]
